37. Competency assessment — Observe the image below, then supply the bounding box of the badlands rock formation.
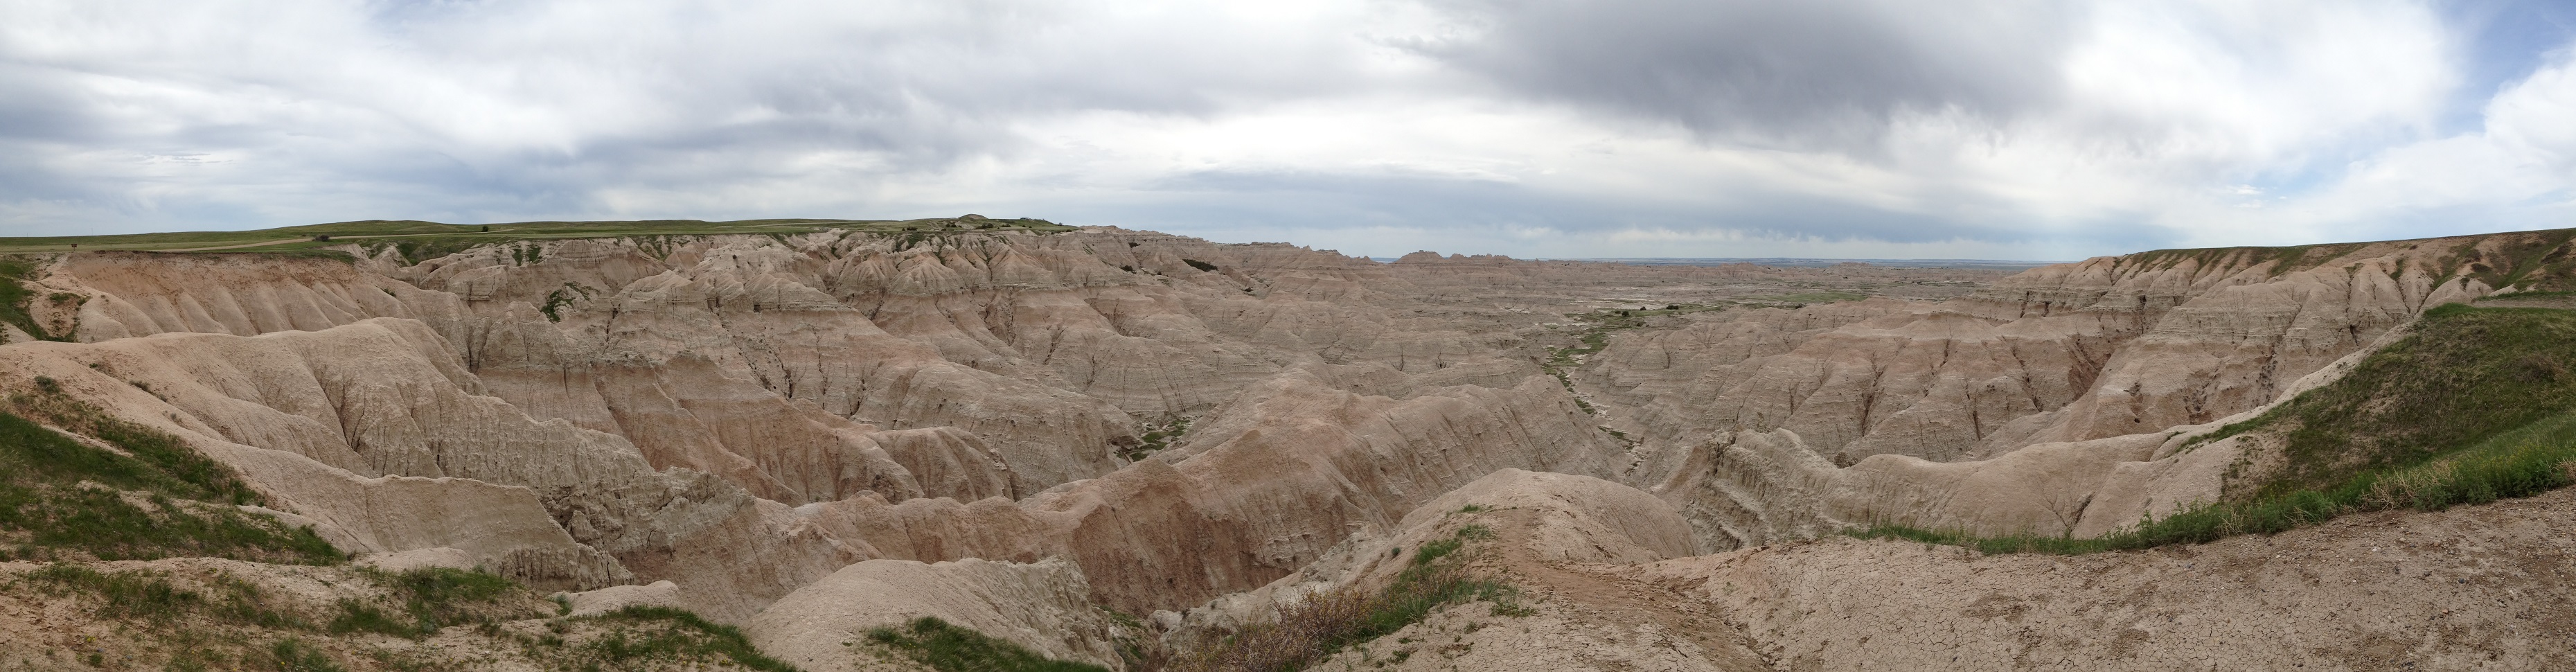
[9,222,2576,670]
[1232,461,2576,672]
[8,227,1992,620]
[1582,233,2551,549]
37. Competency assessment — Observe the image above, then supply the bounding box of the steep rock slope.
[748,557,1128,672]
[0,320,853,617]
[20,229,1948,617]
[799,373,1620,613]
[1588,230,2576,548]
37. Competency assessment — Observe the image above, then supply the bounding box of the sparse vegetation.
[0,256,71,342]
[1856,303,2576,555]
[0,402,338,564]
[268,638,348,672]
[569,605,801,672]
[323,567,522,639]
[1162,524,1528,672]
[2192,303,2576,497]
[17,563,311,630]
[540,282,594,322]
[864,617,1108,672]
[1125,417,1193,461]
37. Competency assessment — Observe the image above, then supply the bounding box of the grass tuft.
[866,617,1109,672]
[327,567,526,638]
[268,638,346,672]
[571,605,801,672]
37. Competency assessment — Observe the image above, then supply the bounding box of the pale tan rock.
[799,372,1626,614]
[562,580,684,617]
[1640,487,2576,671]
[1164,468,1698,637]
[747,557,1126,672]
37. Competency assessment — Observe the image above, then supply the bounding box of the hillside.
[2,221,2573,671]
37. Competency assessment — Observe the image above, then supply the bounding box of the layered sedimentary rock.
[0,320,855,616]
[20,228,1970,620]
[797,373,1620,613]
[24,222,2565,648]
[1583,232,2562,548]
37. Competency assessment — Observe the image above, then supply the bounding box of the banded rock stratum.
[4,222,2573,671]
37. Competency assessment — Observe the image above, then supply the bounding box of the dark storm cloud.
[1405,0,2079,148]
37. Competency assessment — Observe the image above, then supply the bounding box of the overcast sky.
[3,1,2573,260]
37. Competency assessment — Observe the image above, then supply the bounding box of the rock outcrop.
[747,558,1127,672]
[1584,231,2575,547]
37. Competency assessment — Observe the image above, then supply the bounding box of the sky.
[3,1,2574,261]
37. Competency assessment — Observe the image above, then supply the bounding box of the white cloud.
[0,0,2567,258]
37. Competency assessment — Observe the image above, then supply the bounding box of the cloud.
[1401,0,2079,150]
[0,0,2568,258]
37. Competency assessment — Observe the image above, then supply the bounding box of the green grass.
[0,403,338,563]
[866,617,1109,672]
[330,567,525,638]
[1855,414,2576,554]
[1125,417,1193,461]
[571,605,801,672]
[2192,303,2576,497]
[1169,524,1528,672]
[18,563,311,630]
[1854,304,2576,555]
[268,638,346,672]
[0,256,73,341]
[0,216,1077,256]
[22,563,204,621]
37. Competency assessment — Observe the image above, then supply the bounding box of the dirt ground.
[1329,488,2576,671]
